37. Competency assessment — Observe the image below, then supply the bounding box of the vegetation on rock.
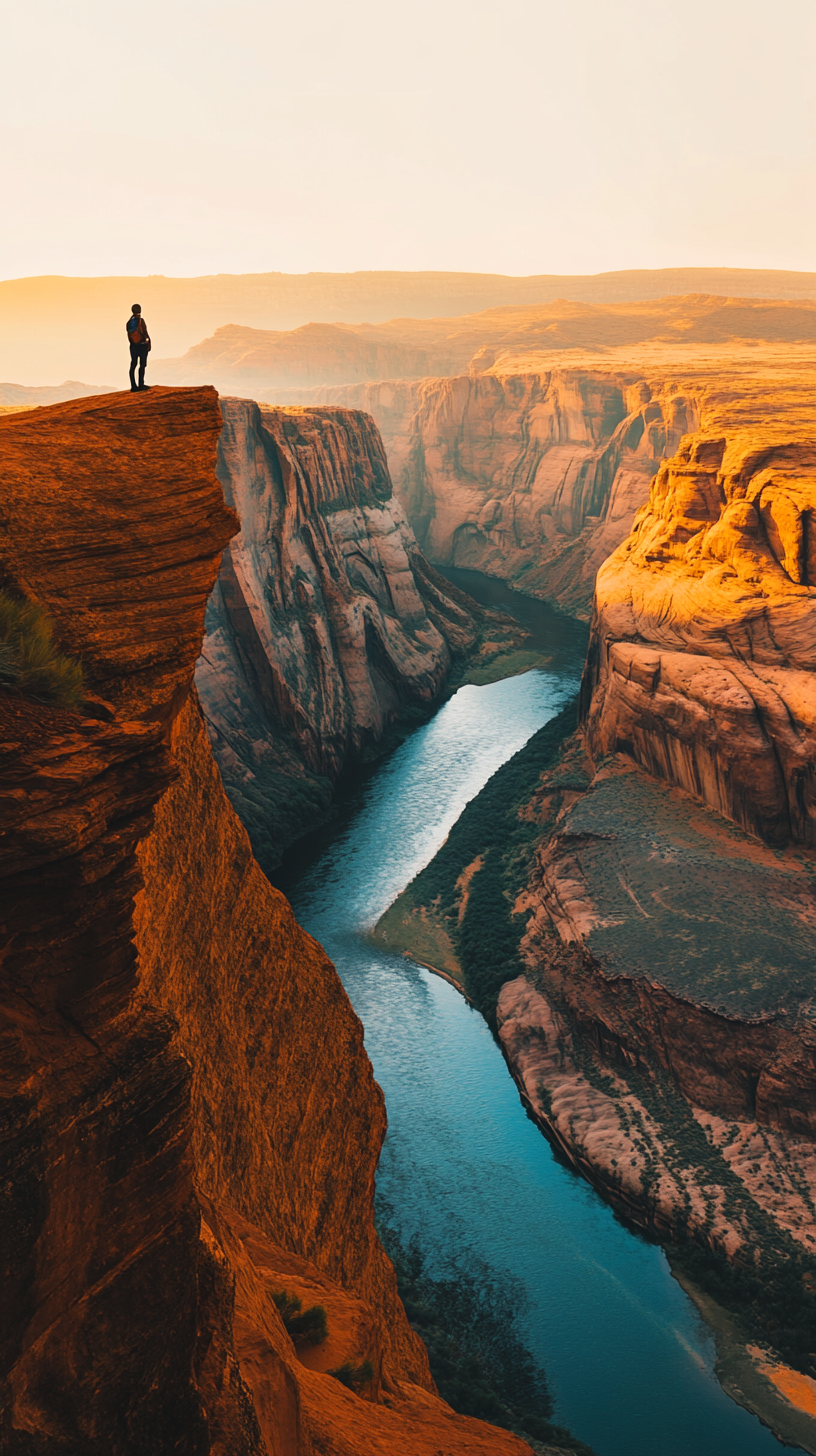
[327,1359,374,1393]
[0,589,84,708]
[272,1289,328,1347]
[378,1210,594,1453]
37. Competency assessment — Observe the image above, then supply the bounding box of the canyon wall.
[500,358,816,1248]
[290,367,696,617]
[268,341,816,623]
[0,388,532,1456]
[372,354,816,1314]
[197,398,511,871]
[582,362,816,846]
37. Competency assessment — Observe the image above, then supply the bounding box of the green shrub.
[272,1290,328,1347]
[328,1359,374,1392]
[0,590,84,709]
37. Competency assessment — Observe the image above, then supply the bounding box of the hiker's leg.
[138,346,148,388]
[129,344,139,388]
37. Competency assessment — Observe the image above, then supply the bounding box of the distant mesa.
[3,265,816,386]
[0,379,113,407]
[153,294,816,396]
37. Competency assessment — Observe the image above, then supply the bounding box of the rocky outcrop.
[583,362,816,846]
[197,398,517,869]
[0,388,532,1456]
[517,751,816,1137]
[494,362,816,1255]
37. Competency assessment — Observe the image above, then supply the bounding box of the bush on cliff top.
[0,590,84,710]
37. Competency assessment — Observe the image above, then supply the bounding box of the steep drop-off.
[197,397,521,870]
[0,387,533,1456]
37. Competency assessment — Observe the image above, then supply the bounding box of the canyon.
[372,345,816,1434]
[4,303,816,1451]
[299,339,815,618]
[0,388,535,1456]
[197,397,521,871]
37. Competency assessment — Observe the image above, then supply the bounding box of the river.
[277,570,793,1456]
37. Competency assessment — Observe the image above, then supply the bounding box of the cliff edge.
[0,387,532,1455]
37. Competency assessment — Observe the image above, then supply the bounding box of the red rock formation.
[0,387,533,1455]
[490,357,816,1258]
[197,397,510,868]
[583,356,816,845]
[281,341,815,619]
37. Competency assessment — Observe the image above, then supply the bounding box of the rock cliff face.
[368,357,816,1345]
[197,398,514,870]
[496,360,816,1253]
[285,343,816,620]
[0,388,532,1456]
[281,365,695,617]
[583,360,816,846]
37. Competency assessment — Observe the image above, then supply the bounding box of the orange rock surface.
[488,353,816,1271]
[288,337,816,618]
[583,351,816,845]
[0,388,532,1455]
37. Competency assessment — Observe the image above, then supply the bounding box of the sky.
[2,0,815,281]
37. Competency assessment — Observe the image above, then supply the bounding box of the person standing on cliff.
[126,304,151,392]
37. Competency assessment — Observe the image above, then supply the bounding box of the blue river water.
[280,579,792,1456]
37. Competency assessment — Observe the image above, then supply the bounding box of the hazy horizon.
[4,0,815,283]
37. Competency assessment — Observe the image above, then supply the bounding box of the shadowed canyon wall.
[196,398,512,871]
[0,388,533,1456]
[291,365,697,617]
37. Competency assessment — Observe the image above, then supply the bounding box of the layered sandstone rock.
[282,341,816,619]
[197,398,513,869]
[0,388,532,1456]
[496,358,816,1249]
[582,356,816,846]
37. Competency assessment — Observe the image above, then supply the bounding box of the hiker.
[126,304,151,391]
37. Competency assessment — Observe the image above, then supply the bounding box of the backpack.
[128,316,147,345]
